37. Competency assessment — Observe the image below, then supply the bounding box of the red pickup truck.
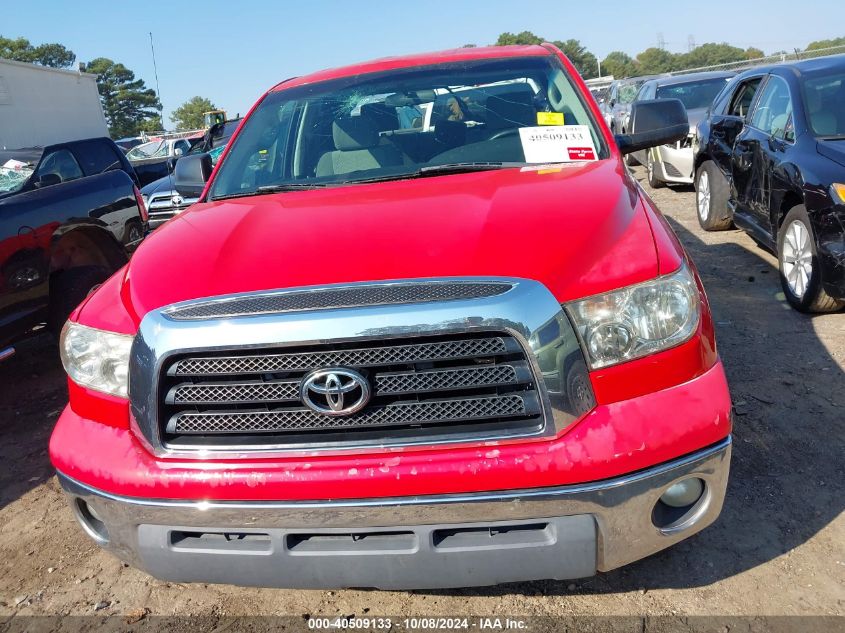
[50,44,732,589]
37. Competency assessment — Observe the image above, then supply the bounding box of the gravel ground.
[1,167,843,624]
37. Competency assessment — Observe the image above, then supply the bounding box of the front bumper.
[58,437,730,590]
[655,145,694,184]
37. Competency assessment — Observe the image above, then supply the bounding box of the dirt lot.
[1,167,843,623]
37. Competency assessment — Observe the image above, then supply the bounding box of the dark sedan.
[694,55,845,312]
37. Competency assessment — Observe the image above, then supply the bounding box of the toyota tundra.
[50,44,732,589]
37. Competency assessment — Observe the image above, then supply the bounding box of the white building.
[0,58,108,150]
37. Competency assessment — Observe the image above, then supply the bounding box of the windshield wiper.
[210,183,330,201]
[345,162,521,185]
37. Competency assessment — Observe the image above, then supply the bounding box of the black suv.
[694,55,845,313]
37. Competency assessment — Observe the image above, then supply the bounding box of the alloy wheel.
[697,171,710,221]
[781,219,813,298]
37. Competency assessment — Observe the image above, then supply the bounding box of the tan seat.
[315,117,403,177]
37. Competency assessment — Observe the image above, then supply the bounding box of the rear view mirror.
[173,153,213,198]
[166,157,178,174]
[615,99,689,155]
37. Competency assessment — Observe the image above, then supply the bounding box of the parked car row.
[140,119,241,229]
[604,55,845,314]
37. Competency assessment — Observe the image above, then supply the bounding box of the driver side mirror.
[35,173,62,188]
[166,157,178,174]
[173,153,213,198]
[615,99,689,155]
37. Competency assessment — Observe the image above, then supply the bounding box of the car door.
[732,75,794,242]
[708,76,763,182]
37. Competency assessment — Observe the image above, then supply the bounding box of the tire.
[565,359,596,416]
[777,205,844,313]
[48,265,111,335]
[646,152,664,188]
[123,219,143,244]
[625,152,637,167]
[695,161,732,231]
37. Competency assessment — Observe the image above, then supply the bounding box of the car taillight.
[133,185,149,223]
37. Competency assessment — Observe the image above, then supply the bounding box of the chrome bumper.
[58,437,730,589]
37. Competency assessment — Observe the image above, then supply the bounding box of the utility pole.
[657,33,666,51]
[149,32,163,133]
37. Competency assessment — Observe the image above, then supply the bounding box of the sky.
[4,0,843,126]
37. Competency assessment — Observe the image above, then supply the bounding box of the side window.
[750,76,793,139]
[727,78,762,118]
[36,149,83,185]
[175,140,190,156]
[74,141,123,176]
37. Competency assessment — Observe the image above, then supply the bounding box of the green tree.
[170,96,217,130]
[805,36,845,51]
[81,57,161,138]
[555,39,598,79]
[679,43,747,69]
[636,47,679,74]
[601,51,638,79]
[0,35,75,68]
[744,47,765,60]
[495,31,543,46]
[494,32,597,79]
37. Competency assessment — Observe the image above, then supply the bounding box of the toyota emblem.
[300,368,370,416]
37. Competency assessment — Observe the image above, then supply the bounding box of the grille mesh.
[173,337,510,376]
[377,365,518,394]
[171,395,530,434]
[165,282,512,320]
[170,364,522,405]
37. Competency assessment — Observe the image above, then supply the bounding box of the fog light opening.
[652,477,709,534]
[74,498,109,544]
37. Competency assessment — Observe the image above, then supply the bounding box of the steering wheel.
[488,128,520,141]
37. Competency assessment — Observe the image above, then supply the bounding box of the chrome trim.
[58,437,731,574]
[129,277,589,458]
[0,347,15,362]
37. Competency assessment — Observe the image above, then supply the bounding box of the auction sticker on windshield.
[518,125,597,163]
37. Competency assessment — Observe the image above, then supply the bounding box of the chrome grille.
[164,282,513,320]
[158,333,545,449]
[169,395,535,435]
[171,337,513,376]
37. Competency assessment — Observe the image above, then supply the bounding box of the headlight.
[565,264,700,369]
[141,194,149,209]
[60,322,133,398]
[831,183,845,204]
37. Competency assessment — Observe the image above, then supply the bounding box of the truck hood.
[114,160,659,324]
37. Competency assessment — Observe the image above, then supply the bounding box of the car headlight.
[831,183,845,204]
[141,194,149,209]
[565,264,700,369]
[60,322,133,398]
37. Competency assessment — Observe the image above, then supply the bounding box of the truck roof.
[271,45,552,92]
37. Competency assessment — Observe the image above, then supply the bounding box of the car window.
[750,76,793,140]
[210,55,607,199]
[617,83,640,104]
[656,78,731,110]
[36,149,83,184]
[801,70,845,138]
[126,141,168,160]
[727,78,762,118]
[74,141,123,176]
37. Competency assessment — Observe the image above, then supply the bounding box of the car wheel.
[646,152,664,188]
[625,152,637,167]
[124,219,144,244]
[48,265,111,336]
[695,161,732,231]
[565,359,596,416]
[777,205,844,313]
